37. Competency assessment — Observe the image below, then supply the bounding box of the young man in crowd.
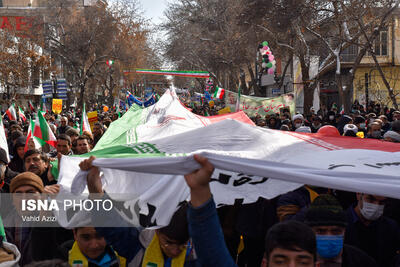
[345,193,400,267]
[69,226,126,267]
[304,194,377,266]
[76,136,91,155]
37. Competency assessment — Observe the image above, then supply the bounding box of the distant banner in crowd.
[127,93,157,108]
[135,69,210,78]
[58,89,400,229]
[52,99,62,114]
[225,90,295,117]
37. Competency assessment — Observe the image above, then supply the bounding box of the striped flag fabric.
[5,104,17,121]
[24,118,44,152]
[80,103,92,135]
[18,107,26,122]
[0,116,10,162]
[28,101,35,112]
[33,112,57,148]
[135,69,210,78]
[213,87,225,100]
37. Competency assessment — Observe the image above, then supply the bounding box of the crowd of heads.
[242,101,400,143]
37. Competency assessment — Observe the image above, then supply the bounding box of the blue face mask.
[316,235,343,259]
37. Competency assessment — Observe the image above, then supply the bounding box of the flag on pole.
[80,103,92,135]
[28,101,35,112]
[24,118,44,152]
[235,87,241,112]
[0,116,9,162]
[18,107,26,122]
[213,87,225,100]
[5,104,17,121]
[33,112,57,148]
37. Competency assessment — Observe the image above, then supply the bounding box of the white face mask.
[329,115,335,120]
[295,123,302,129]
[360,201,384,221]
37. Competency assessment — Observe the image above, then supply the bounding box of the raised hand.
[184,155,214,207]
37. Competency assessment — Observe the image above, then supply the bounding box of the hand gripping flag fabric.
[57,89,400,229]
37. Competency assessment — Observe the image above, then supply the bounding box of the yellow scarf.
[142,234,187,267]
[69,241,126,267]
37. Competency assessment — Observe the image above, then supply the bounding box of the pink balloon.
[269,55,275,61]
[268,68,274,75]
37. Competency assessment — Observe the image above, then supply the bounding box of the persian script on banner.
[225,90,295,116]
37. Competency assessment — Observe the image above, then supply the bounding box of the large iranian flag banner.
[58,89,400,228]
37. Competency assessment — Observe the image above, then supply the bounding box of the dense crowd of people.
[0,98,398,267]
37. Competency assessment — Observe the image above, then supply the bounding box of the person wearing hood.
[8,137,25,173]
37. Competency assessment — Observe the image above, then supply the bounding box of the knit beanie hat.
[304,194,347,227]
[10,172,44,193]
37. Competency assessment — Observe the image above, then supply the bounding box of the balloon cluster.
[259,41,276,75]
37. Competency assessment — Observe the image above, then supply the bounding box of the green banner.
[225,90,295,117]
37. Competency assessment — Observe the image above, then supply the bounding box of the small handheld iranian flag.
[0,116,9,162]
[5,104,17,121]
[28,101,35,112]
[80,103,92,135]
[18,107,26,122]
[33,112,57,148]
[24,118,44,152]
[213,87,225,100]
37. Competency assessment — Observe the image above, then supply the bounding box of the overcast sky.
[138,0,169,25]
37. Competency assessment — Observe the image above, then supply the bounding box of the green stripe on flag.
[38,111,49,141]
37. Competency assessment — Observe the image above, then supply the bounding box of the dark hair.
[10,130,23,141]
[58,134,71,146]
[344,130,357,137]
[265,220,316,260]
[77,135,90,143]
[24,149,48,163]
[159,203,189,244]
[66,128,79,137]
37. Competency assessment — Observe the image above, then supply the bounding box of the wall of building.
[353,66,400,107]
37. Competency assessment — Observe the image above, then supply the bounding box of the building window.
[374,30,388,56]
